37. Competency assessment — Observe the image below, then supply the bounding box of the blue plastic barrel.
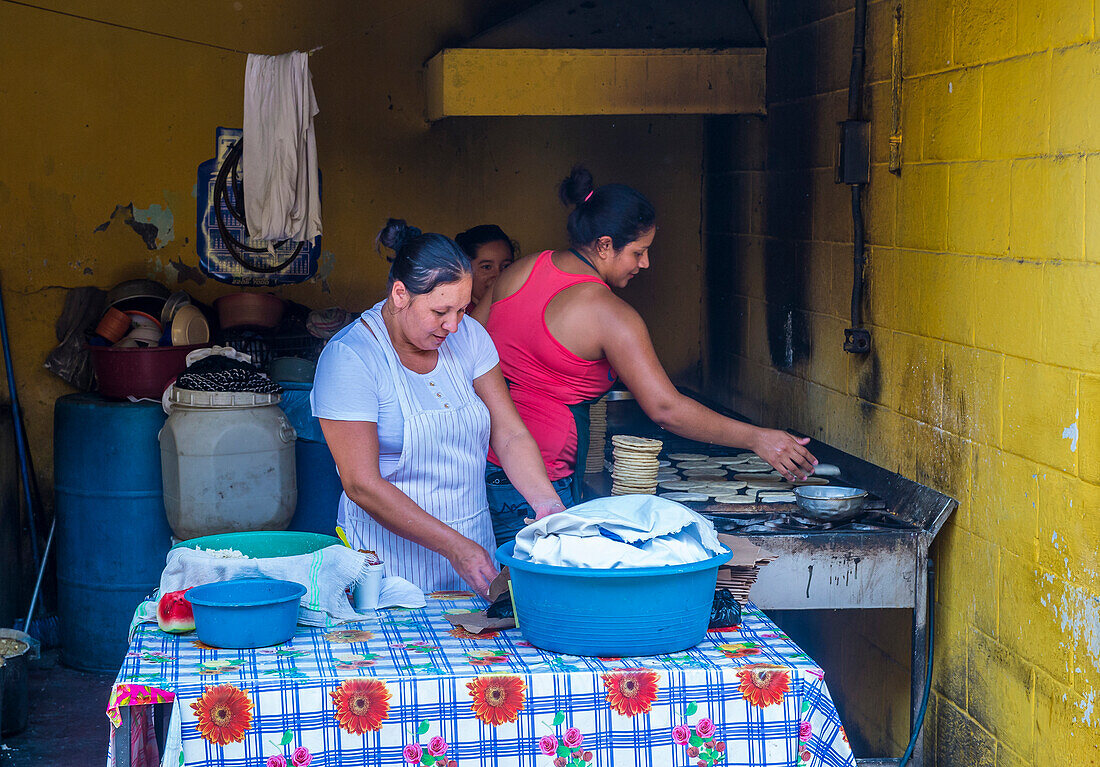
[54,394,172,672]
[277,382,342,535]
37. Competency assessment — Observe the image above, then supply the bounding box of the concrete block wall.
[703,0,1100,763]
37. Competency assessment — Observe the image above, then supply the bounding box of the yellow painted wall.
[703,0,1100,763]
[0,2,703,503]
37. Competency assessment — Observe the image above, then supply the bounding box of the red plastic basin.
[90,344,207,400]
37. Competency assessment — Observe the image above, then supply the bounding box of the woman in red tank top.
[474,167,818,546]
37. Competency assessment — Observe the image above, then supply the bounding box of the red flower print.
[428,736,448,756]
[330,678,391,734]
[190,684,253,745]
[696,717,715,738]
[601,669,660,717]
[467,675,526,726]
[735,665,790,708]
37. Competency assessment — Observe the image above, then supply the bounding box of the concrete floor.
[1,651,115,767]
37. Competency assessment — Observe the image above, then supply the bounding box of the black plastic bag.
[486,592,514,619]
[709,588,742,629]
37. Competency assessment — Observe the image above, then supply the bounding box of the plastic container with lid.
[160,387,297,540]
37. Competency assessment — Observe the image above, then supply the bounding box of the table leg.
[115,705,131,767]
[909,551,930,767]
[154,702,170,756]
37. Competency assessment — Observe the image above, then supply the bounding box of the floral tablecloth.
[107,593,855,767]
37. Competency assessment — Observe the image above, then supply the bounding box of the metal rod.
[0,273,40,566]
[23,515,55,631]
[906,548,932,767]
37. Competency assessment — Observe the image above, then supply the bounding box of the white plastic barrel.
[160,388,297,540]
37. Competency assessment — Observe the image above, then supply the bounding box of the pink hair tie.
[583,191,594,202]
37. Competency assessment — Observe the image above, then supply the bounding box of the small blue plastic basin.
[496,541,731,657]
[186,578,307,649]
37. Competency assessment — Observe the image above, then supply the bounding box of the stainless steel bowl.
[794,485,867,521]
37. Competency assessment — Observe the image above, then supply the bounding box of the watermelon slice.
[157,588,195,633]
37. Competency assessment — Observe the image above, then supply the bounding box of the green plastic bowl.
[172,531,342,558]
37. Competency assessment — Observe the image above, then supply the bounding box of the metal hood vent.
[426,0,765,120]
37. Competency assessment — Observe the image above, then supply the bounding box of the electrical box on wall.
[196,127,322,286]
[835,120,871,185]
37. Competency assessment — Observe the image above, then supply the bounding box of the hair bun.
[376,218,422,259]
[558,165,595,207]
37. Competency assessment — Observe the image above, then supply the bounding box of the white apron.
[338,309,495,593]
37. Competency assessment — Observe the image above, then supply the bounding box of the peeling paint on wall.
[1062,409,1080,452]
[94,201,174,250]
[169,257,207,285]
[311,250,336,293]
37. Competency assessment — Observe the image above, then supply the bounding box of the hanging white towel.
[512,495,727,569]
[243,50,322,243]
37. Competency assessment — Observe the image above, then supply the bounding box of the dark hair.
[454,224,518,261]
[376,218,471,295]
[558,165,656,249]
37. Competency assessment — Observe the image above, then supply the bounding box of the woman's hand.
[447,538,499,598]
[531,498,567,521]
[751,428,817,480]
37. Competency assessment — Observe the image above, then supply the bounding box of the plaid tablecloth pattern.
[109,596,855,767]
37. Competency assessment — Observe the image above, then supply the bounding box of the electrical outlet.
[844,327,872,354]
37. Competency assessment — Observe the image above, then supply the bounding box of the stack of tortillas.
[610,434,663,495]
[585,396,609,474]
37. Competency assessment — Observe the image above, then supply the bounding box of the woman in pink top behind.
[473,166,817,545]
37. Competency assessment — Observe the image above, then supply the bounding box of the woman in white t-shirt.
[312,219,566,597]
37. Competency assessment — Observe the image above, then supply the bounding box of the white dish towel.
[153,545,424,627]
[512,494,727,568]
[243,50,322,244]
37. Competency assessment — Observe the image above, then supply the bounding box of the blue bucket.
[186,578,307,649]
[496,541,731,657]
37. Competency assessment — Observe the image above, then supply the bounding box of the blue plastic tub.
[186,578,307,649]
[496,541,731,657]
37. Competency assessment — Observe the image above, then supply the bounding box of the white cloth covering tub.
[512,494,726,568]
